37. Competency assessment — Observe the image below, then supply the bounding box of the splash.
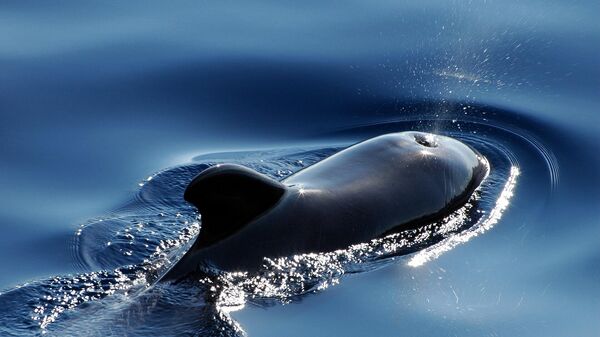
[207,163,521,316]
[407,166,520,267]
[5,139,518,336]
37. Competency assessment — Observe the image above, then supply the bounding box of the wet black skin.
[161,132,489,281]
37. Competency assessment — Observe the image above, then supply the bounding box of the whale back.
[161,132,488,280]
[184,164,286,248]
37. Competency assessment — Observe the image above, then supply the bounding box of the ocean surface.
[0,1,599,336]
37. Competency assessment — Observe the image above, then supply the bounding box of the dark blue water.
[1,1,599,336]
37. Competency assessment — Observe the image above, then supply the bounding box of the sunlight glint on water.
[408,165,520,267]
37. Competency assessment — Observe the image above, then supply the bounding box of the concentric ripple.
[0,110,550,336]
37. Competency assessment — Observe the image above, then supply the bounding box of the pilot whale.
[161,132,489,281]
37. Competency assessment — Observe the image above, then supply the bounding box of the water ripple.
[0,120,526,336]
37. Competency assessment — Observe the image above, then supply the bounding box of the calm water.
[1,1,599,336]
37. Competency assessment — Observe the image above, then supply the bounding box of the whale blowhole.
[414,133,438,148]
